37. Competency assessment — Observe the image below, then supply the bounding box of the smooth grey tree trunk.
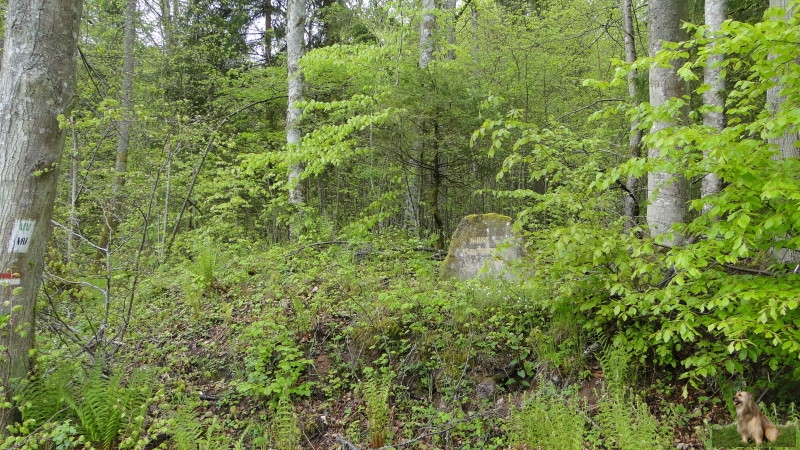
[767,0,799,160]
[622,0,642,230]
[286,0,306,208]
[646,0,688,246]
[97,0,134,255]
[701,0,726,213]
[443,0,456,61]
[419,0,435,69]
[68,118,79,262]
[112,0,136,219]
[115,0,136,190]
[160,0,173,52]
[0,0,82,433]
[404,0,437,234]
[264,0,273,64]
[767,0,800,263]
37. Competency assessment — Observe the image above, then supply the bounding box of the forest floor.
[106,241,799,449]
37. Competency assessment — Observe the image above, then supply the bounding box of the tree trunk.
[286,0,306,210]
[0,0,82,433]
[112,0,136,225]
[431,120,445,249]
[701,0,725,213]
[419,0,435,69]
[404,0,437,235]
[264,0,273,64]
[768,0,799,263]
[622,0,642,230]
[767,0,799,160]
[160,0,173,52]
[443,0,456,61]
[97,0,135,256]
[115,0,135,193]
[68,117,79,262]
[646,0,688,246]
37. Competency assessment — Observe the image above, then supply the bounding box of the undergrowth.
[20,234,800,449]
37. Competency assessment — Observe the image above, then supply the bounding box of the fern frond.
[270,398,300,450]
[18,366,73,426]
[69,365,152,450]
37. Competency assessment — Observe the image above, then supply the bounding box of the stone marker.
[439,213,525,281]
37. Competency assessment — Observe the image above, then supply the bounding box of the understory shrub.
[233,314,313,408]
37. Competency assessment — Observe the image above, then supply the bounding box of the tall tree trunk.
[98,0,135,256]
[443,0,456,60]
[264,0,273,64]
[768,0,799,263]
[115,0,136,193]
[470,4,479,77]
[767,0,799,160]
[114,0,136,218]
[0,0,81,434]
[431,120,445,249]
[68,117,79,262]
[622,0,642,230]
[701,0,726,213]
[405,0,437,234]
[646,0,688,246]
[160,0,173,52]
[286,0,306,211]
[419,0,435,69]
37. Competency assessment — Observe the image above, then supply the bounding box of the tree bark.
[115,0,135,194]
[767,0,799,160]
[68,117,79,262]
[443,0,456,61]
[646,0,688,246]
[419,0,435,69]
[264,0,273,64]
[701,0,726,213]
[160,0,173,52]
[286,0,306,209]
[767,0,799,263]
[97,0,135,256]
[404,0,438,235]
[112,0,136,225]
[622,0,642,230]
[0,0,82,433]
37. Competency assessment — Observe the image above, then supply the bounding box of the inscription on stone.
[439,213,525,281]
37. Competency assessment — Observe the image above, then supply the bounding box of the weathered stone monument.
[439,213,525,281]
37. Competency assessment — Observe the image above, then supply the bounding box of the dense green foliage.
[2,0,800,447]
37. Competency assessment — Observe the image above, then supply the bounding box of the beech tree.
[403,0,437,233]
[766,0,799,263]
[646,0,688,246]
[287,0,306,209]
[419,0,435,69]
[622,0,642,230]
[100,0,136,252]
[0,0,82,432]
[701,0,726,211]
[767,0,799,160]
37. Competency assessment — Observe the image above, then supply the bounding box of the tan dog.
[733,391,779,444]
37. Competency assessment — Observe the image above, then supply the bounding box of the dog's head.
[733,391,755,415]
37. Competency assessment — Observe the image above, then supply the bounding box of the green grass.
[709,423,797,449]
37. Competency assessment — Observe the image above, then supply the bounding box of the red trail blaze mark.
[0,272,22,285]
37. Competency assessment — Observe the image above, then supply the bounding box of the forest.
[0,0,799,447]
